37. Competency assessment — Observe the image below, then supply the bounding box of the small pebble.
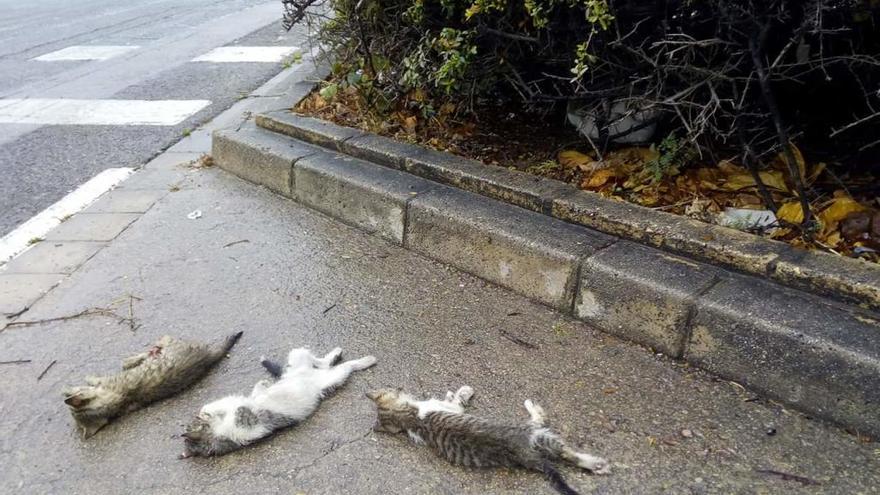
[765,426,777,436]
[681,429,693,438]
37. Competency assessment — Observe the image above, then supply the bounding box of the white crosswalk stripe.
[0,99,211,126]
[191,46,298,63]
[0,168,133,264]
[33,45,140,61]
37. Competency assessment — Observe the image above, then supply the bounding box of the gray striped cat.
[63,332,243,438]
[366,386,609,495]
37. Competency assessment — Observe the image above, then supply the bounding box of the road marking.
[33,45,140,61]
[191,46,299,63]
[0,99,211,125]
[0,168,134,265]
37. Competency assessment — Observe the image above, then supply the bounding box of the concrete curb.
[255,111,880,312]
[214,121,880,438]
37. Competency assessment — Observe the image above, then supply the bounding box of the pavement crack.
[292,430,372,477]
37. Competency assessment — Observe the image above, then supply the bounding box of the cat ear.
[64,391,93,409]
[181,431,199,440]
[365,390,381,402]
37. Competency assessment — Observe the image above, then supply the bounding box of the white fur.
[573,452,611,474]
[407,430,425,445]
[410,385,474,419]
[200,348,376,446]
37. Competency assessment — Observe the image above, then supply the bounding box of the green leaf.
[319,83,339,100]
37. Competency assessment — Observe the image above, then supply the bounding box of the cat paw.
[455,386,474,405]
[354,355,377,369]
[524,399,546,424]
[327,347,343,365]
[578,454,611,474]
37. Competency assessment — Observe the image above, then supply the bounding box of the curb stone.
[213,123,320,197]
[688,274,880,435]
[406,186,615,311]
[215,117,880,438]
[256,112,880,312]
[294,151,438,245]
[576,240,721,358]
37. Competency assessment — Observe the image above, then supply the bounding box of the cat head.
[180,411,239,458]
[366,388,417,434]
[62,385,122,438]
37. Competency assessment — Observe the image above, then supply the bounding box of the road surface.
[0,0,309,235]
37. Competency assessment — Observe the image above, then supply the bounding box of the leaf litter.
[297,85,879,264]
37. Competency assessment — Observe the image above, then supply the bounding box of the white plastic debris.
[567,100,658,144]
[716,208,777,231]
[187,209,202,220]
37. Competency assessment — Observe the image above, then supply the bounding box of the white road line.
[0,99,211,125]
[0,168,134,265]
[33,45,140,61]
[191,46,299,63]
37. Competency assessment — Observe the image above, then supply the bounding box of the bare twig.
[499,329,538,349]
[37,360,57,381]
[750,26,812,228]
[0,359,31,365]
[223,239,250,248]
[756,469,821,486]
[4,307,136,329]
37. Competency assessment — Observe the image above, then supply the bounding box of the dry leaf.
[582,168,617,189]
[776,201,806,224]
[721,171,788,192]
[806,162,826,186]
[559,150,592,169]
[403,115,417,134]
[818,196,867,236]
[775,143,807,180]
[439,102,456,116]
[825,231,842,246]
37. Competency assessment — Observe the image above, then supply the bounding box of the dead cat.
[180,346,376,458]
[367,386,609,495]
[63,331,243,438]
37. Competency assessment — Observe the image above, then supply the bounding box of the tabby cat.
[63,332,243,438]
[367,386,609,495]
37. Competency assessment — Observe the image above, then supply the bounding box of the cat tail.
[217,331,244,356]
[542,461,581,495]
[260,357,284,378]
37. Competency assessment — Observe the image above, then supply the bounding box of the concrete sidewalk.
[0,156,878,494]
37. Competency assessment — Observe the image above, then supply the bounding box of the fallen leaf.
[319,83,338,100]
[818,196,867,234]
[775,143,807,180]
[403,116,417,135]
[806,161,826,185]
[824,231,842,246]
[721,171,788,192]
[559,150,592,169]
[582,168,617,189]
[439,102,456,115]
[776,201,806,224]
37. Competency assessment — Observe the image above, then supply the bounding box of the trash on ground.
[717,208,777,231]
[187,209,202,220]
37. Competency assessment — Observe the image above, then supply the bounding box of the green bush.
[286,1,880,176]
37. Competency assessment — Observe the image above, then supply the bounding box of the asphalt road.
[0,0,310,236]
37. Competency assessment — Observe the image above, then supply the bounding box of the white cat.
[180,347,376,457]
